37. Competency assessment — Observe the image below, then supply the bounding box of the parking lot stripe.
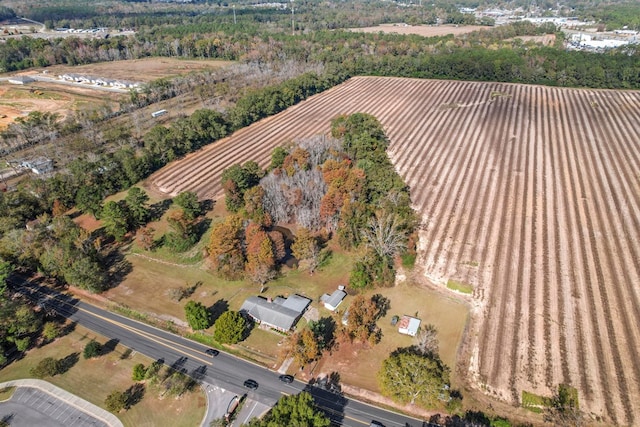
[55,404,70,419]
[36,397,48,409]
[20,390,35,404]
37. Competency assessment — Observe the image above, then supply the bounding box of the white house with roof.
[320,289,347,311]
[398,315,421,337]
[240,294,311,332]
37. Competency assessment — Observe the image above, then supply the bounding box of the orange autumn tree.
[208,214,245,280]
[245,226,276,291]
[320,158,365,232]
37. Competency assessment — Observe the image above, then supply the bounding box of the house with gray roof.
[320,289,347,311]
[240,294,311,332]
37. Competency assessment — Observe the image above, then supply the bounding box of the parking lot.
[0,387,108,427]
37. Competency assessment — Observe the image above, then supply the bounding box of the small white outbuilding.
[398,315,421,337]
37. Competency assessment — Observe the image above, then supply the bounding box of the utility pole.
[233,5,236,25]
[291,0,295,35]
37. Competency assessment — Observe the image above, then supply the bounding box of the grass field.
[0,386,15,401]
[105,241,355,326]
[0,324,205,427]
[318,280,469,392]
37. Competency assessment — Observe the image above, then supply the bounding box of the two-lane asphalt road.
[12,277,427,427]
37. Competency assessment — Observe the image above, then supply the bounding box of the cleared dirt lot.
[36,58,234,83]
[347,24,487,37]
[0,81,122,129]
[149,76,640,425]
[0,58,232,129]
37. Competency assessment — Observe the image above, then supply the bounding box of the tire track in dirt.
[506,83,531,401]
[526,85,543,385]
[520,85,540,386]
[418,82,495,279]
[539,87,554,388]
[438,84,496,278]
[427,84,494,282]
[448,84,507,292]
[542,87,570,387]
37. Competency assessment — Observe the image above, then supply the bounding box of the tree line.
[1,17,639,89]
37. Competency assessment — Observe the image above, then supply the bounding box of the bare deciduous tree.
[415,324,439,356]
[361,211,407,259]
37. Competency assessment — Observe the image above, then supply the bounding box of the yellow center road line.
[26,284,213,366]
[316,404,369,425]
[75,305,213,365]
[80,305,211,359]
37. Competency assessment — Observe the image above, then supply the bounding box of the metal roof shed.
[398,315,421,337]
[320,289,347,311]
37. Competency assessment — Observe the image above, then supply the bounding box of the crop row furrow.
[428,84,494,281]
[564,89,618,423]
[482,85,522,390]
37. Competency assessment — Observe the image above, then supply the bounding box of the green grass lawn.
[0,325,205,427]
[106,232,355,329]
[234,328,284,367]
[446,279,473,294]
[0,386,15,401]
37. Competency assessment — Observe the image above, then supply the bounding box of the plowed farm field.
[150,77,640,424]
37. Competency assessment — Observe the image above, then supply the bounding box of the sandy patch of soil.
[38,58,234,83]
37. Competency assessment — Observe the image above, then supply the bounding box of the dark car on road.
[205,348,219,356]
[279,374,294,383]
[244,379,259,389]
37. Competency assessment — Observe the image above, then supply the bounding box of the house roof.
[398,315,421,335]
[320,290,347,308]
[240,295,311,331]
[280,294,312,313]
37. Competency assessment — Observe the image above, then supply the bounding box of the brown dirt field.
[39,58,234,83]
[506,34,556,46]
[149,76,640,425]
[347,24,487,37]
[0,81,122,129]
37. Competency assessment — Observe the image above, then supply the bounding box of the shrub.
[105,390,127,413]
[30,357,61,378]
[83,340,102,359]
[213,311,246,344]
[132,363,146,381]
